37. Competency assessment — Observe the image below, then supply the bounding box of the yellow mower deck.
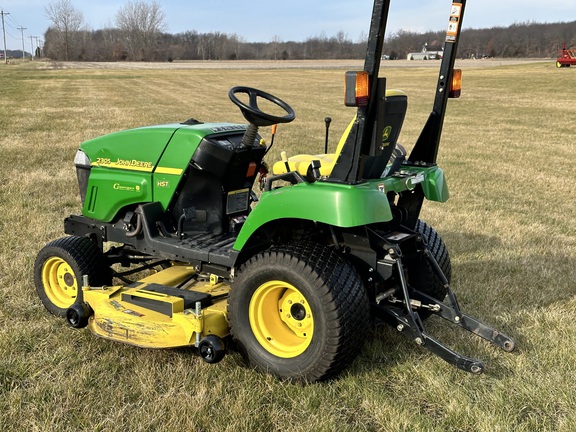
[83,266,230,349]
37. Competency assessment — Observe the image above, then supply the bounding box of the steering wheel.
[229,86,296,127]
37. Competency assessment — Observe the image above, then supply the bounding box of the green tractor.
[34,0,514,382]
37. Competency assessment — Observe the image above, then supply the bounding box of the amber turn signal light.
[449,69,462,98]
[345,71,370,107]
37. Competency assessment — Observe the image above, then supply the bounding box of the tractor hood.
[75,122,248,222]
[79,122,248,172]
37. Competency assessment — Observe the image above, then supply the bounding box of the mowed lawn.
[0,60,575,431]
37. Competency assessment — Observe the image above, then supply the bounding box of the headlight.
[74,149,91,168]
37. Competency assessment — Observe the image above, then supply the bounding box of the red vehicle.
[557,43,576,68]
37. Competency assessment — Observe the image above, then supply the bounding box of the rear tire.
[34,236,111,317]
[229,242,370,382]
[409,220,452,302]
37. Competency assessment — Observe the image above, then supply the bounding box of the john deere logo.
[382,126,393,141]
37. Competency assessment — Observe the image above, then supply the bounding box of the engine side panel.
[79,124,180,221]
[78,122,249,222]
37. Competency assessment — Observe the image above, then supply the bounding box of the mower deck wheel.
[66,302,93,328]
[198,335,226,364]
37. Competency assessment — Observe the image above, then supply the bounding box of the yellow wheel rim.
[249,281,314,358]
[41,257,78,309]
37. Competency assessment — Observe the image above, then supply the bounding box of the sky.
[1,0,575,52]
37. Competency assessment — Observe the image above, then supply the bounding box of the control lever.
[324,117,332,153]
[264,124,278,156]
[281,151,291,173]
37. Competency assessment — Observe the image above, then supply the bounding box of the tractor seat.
[272,89,407,177]
[271,117,355,177]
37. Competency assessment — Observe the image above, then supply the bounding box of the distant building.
[407,44,443,60]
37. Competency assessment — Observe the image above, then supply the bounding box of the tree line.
[389,21,576,60]
[44,29,368,62]
[43,0,576,62]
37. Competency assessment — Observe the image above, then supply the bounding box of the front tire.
[34,236,111,317]
[229,242,370,382]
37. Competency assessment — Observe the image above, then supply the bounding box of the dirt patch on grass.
[41,58,551,71]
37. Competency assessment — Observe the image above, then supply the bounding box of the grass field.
[1,59,575,431]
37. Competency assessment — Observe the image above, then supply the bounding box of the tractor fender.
[384,166,449,203]
[420,166,449,203]
[234,181,393,251]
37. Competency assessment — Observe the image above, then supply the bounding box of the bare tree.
[44,0,84,60]
[115,0,166,60]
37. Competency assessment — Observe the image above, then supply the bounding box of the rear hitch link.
[372,244,515,375]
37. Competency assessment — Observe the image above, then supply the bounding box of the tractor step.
[138,202,240,266]
[147,228,239,267]
[65,206,241,269]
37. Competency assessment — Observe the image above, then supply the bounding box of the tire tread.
[34,236,111,317]
[229,242,370,382]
